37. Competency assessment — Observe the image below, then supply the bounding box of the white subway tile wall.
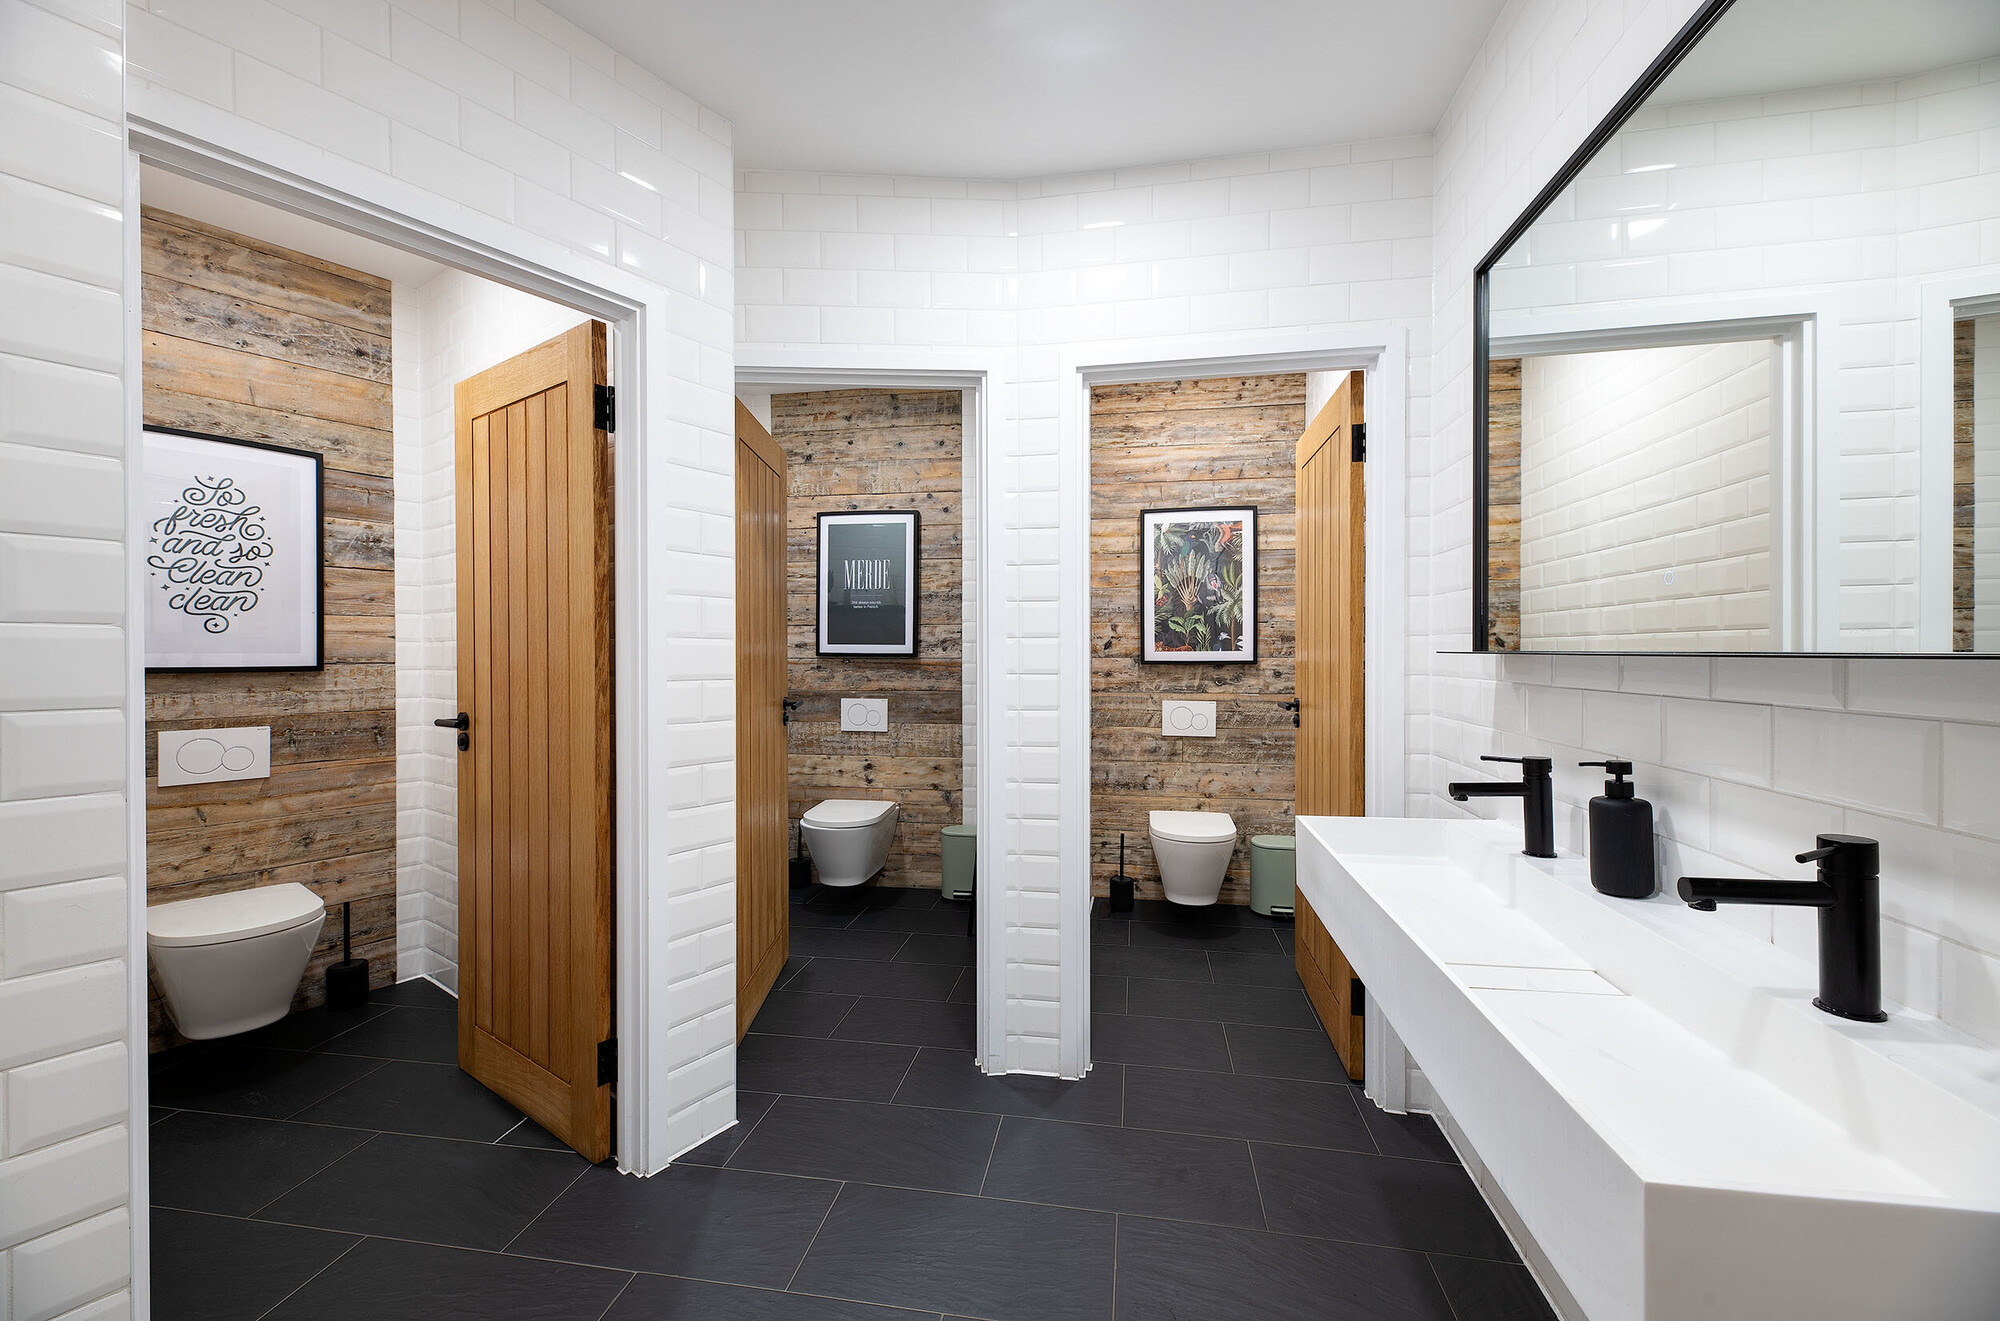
[1491,57,2000,649]
[736,140,1437,1072]
[1518,339,1775,649]
[393,270,589,993]
[0,1,134,1315]
[0,0,738,1293]
[1427,0,2000,1045]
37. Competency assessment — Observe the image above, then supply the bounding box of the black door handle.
[434,712,469,751]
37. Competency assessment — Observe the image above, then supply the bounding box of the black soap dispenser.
[1580,760,1655,898]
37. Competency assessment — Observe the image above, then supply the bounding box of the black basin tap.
[1448,755,1555,859]
[1677,834,1886,1023]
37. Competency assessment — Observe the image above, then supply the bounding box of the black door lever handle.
[434,712,470,750]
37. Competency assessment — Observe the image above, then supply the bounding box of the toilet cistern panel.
[158,726,271,786]
[841,698,888,732]
[1162,699,1216,737]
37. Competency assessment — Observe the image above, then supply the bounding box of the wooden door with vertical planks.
[736,402,789,1039]
[454,320,614,1162]
[1294,371,1367,1080]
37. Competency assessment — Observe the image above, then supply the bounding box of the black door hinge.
[593,383,616,432]
[1351,423,1367,464]
[597,1038,617,1087]
[1350,979,1365,1016]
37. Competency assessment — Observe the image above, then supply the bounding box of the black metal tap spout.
[1677,834,1886,1023]
[1447,755,1555,859]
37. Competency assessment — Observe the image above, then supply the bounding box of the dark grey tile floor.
[149,885,1556,1321]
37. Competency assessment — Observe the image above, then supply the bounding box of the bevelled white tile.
[0,444,122,538]
[1941,723,2000,839]
[390,7,512,117]
[152,0,320,80]
[124,5,233,111]
[2,1041,124,1159]
[0,1,121,121]
[324,32,457,142]
[0,874,125,977]
[0,1123,125,1243]
[1661,697,1771,785]
[0,709,122,801]
[1847,660,2000,725]
[1942,941,2000,1048]
[1581,690,1663,763]
[0,267,121,374]
[1712,657,1843,708]
[0,623,124,711]
[0,356,122,458]
[1709,782,1840,880]
[1772,708,1940,823]
[234,55,392,172]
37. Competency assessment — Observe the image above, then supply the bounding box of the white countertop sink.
[1297,815,2000,1321]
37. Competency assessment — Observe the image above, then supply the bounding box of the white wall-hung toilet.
[1149,810,1239,906]
[147,883,327,1039]
[801,799,900,887]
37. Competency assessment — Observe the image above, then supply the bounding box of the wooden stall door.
[1294,371,1367,1080]
[454,321,614,1162]
[736,402,789,1039]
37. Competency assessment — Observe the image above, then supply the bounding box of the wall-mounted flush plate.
[1162,699,1216,737]
[841,698,888,732]
[158,726,271,786]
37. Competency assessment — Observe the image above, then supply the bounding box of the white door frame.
[736,347,1012,1075]
[1919,271,2000,651]
[123,117,688,1203]
[1056,327,1412,1079]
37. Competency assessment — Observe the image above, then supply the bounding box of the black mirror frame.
[1471,0,1740,651]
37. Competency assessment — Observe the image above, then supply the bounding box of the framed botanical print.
[141,426,324,671]
[1140,505,1257,663]
[817,510,919,657]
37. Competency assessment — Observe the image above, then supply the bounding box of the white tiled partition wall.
[1,1,135,1316]
[1425,0,2000,1044]
[736,142,1435,1073]
[393,270,589,994]
[1517,338,1775,650]
[0,1,736,1300]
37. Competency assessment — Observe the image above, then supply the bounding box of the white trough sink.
[1297,815,2000,1321]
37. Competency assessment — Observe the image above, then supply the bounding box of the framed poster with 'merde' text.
[816,510,919,658]
[141,425,324,671]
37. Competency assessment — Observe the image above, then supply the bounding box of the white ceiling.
[540,0,1508,178]
[1657,0,2000,105]
[140,165,447,286]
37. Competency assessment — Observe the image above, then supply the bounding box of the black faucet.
[1447,755,1555,858]
[1677,834,1886,1023]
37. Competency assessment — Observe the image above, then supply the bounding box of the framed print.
[142,426,324,671]
[817,510,919,657]
[1140,505,1257,663]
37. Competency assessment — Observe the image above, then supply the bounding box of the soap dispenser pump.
[1580,760,1655,899]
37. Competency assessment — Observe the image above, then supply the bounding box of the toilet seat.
[1148,810,1237,845]
[148,882,326,947]
[803,799,897,830]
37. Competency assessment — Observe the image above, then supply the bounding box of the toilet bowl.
[801,799,900,887]
[1149,810,1239,906]
[148,883,326,1039]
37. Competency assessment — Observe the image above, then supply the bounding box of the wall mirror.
[1473,0,2000,654]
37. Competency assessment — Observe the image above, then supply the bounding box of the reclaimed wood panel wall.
[143,207,396,1049]
[1954,318,1974,652]
[1089,376,1304,906]
[770,390,964,891]
[1486,356,1523,652]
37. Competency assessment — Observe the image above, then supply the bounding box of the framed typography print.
[142,426,324,671]
[1140,505,1257,663]
[817,510,919,657]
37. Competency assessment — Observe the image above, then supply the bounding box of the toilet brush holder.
[324,900,370,1011]
[789,821,814,889]
[1108,834,1136,913]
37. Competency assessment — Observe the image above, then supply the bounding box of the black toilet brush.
[789,820,814,889]
[1109,834,1136,913]
[324,899,370,1011]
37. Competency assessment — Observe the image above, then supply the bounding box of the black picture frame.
[1139,504,1258,664]
[141,424,326,672]
[1471,0,1739,652]
[816,509,920,658]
